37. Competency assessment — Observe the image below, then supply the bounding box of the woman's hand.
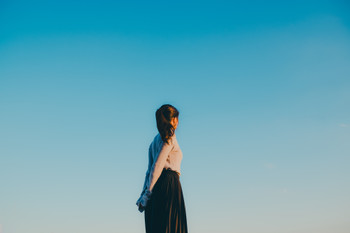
[136,189,151,213]
[138,202,145,212]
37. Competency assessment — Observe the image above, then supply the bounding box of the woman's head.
[156,104,179,144]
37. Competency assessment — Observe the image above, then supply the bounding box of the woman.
[136,104,188,233]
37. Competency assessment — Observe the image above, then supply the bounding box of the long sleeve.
[147,138,174,192]
[136,145,153,210]
[136,135,175,213]
[140,145,153,195]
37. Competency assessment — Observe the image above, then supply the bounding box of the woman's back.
[150,133,183,176]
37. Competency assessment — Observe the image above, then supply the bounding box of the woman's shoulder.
[155,133,161,142]
[151,133,162,146]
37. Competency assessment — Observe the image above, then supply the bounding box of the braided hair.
[155,104,179,144]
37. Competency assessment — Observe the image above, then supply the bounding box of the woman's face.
[171,117,179,129]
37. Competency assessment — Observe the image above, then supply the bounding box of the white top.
[136,133,183,211]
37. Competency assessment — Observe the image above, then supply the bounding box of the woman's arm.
[136,144,153,212]
[136,137,174,212]
[147,138,174,192]
[140,145,153,195]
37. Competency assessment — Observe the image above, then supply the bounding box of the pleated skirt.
[145,168,188,233]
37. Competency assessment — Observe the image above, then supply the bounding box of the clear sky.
[0,1,349,233]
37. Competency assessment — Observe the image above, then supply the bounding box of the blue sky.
[0,1,349,233]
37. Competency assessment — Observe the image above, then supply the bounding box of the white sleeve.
[136,144,153,211]
[141,145,153,194]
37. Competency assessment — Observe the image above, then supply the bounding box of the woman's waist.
[163,167,181,176]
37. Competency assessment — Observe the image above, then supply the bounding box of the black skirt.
[145,168,188,233]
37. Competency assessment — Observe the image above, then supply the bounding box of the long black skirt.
[145,168,188,233]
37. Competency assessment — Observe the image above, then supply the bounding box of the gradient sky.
[0,1,349,233]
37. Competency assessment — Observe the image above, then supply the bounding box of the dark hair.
[156,104,179,144]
